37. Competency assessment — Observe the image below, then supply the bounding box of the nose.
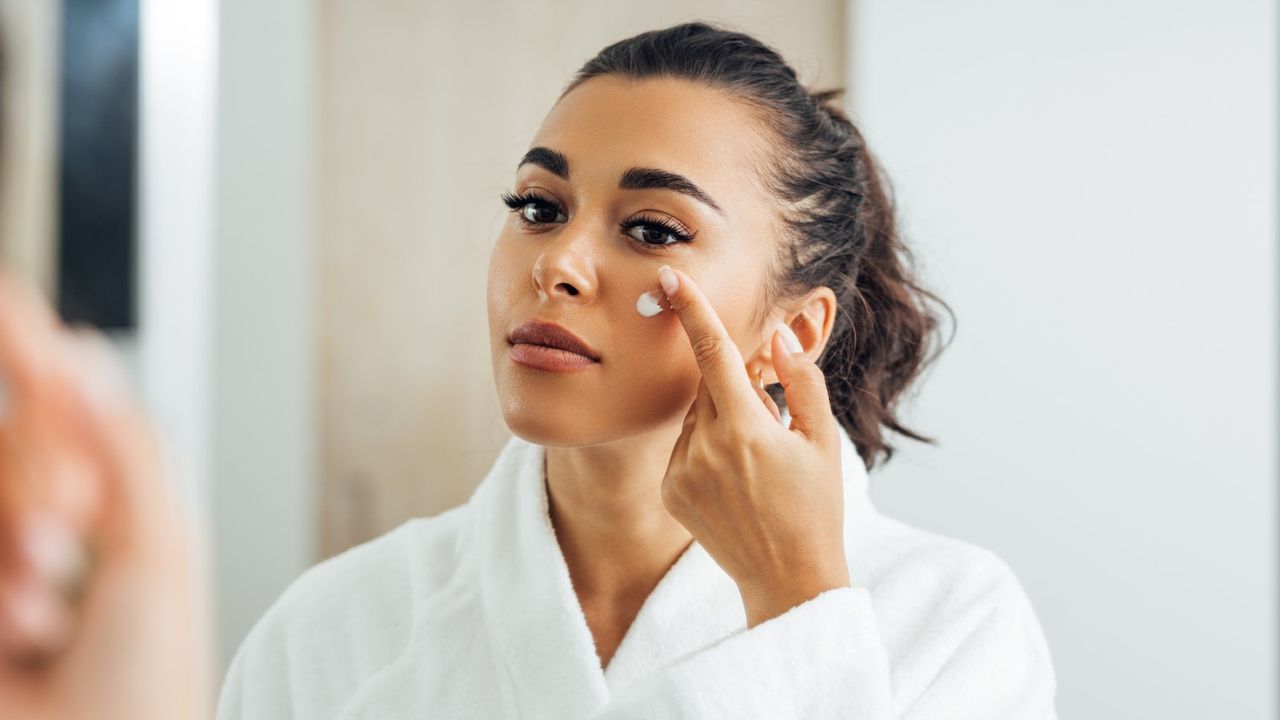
[531,227,597,303]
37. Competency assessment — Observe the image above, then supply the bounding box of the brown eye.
[500,190,569,226]
[619,213,695,249]
[521,202,566,224]
[624,224,682,247]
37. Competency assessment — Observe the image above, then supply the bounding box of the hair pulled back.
[564,21,956,472]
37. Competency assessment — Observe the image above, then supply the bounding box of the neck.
[545,423,694,604]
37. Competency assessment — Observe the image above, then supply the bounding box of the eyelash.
[499,189,696,249]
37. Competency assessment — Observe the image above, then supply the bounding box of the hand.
[655,265,850,629]
[0,270,211,720]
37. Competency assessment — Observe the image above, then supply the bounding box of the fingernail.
[775,323,803,354]
[20,515,84,586]
[658,266,679,297]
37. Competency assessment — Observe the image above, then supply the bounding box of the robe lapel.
[599,533,743,693]
[475,437,610,720]
[602,411,875,692]
[472,414,873,718]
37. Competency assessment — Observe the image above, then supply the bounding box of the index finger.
[657,265,763,419]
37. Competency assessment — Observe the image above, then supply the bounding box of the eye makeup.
[499,190,697,250]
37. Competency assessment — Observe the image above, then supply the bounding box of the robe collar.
[469,413,873,719]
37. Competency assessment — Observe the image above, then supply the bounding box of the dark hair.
[563,21,956,473]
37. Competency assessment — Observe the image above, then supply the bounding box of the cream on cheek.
[635,289,667,317]
[635,268,678,318]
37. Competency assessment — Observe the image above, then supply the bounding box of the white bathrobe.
[215,418,1058,719]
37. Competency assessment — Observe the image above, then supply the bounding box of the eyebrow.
[516,146,725,217]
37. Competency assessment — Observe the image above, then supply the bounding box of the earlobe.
[752,326,792,387]
[745,357,772,388]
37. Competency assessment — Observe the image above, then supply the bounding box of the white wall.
[210,0,316,675]
[137,0,217,527]
[313,0,846,557]
[849,1,1276,717]
[138,0,317,677]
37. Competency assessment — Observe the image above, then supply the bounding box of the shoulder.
[260,503,470,649]
[854,511,1034,604]
[850,511,1058,710]
[272,503,471,620]
[216,504,473,719]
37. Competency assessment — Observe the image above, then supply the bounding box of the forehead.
[528,75,773,201]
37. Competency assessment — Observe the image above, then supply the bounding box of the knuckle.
[660,474,678,501]
[660,474,688,511]
[730,424,766,454]
[689,334,723,371]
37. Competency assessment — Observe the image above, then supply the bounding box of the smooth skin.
[489,75,846,666]
[0,76,850,714]
[655,264,850,629]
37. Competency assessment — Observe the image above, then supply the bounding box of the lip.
[507,319,601,363]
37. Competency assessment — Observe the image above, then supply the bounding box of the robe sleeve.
[213,519,425,720]
[214,602,304,720]
[588,570,1057,719]
[214,596,418,720]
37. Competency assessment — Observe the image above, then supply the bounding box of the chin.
[500,397,690,450]
[501,409,596,448]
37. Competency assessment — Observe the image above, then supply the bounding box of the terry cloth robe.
[215,413,1059,719]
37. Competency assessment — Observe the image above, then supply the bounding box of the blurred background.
[0,0,1274,717]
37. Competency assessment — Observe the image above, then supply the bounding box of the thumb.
[771,323,835,442]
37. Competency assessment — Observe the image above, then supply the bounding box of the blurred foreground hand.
[0,269,211,720]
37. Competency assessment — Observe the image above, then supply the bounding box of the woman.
[0,21,1057,719]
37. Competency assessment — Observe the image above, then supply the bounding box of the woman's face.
[488,75,784,447]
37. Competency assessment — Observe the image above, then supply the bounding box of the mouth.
[506,318,601,365]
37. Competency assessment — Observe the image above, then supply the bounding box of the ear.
[747,286,838,386]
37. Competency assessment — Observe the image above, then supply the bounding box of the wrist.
[738,566,852,629]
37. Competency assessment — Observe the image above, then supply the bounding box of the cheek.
[604,346,701,428]
[616,265,753,371]
[607,300,704,412]
[487,237,523,319]
[486,238,532,398]
[485,234,753,431]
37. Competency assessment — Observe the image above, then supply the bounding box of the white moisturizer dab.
[636,290,666,317]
